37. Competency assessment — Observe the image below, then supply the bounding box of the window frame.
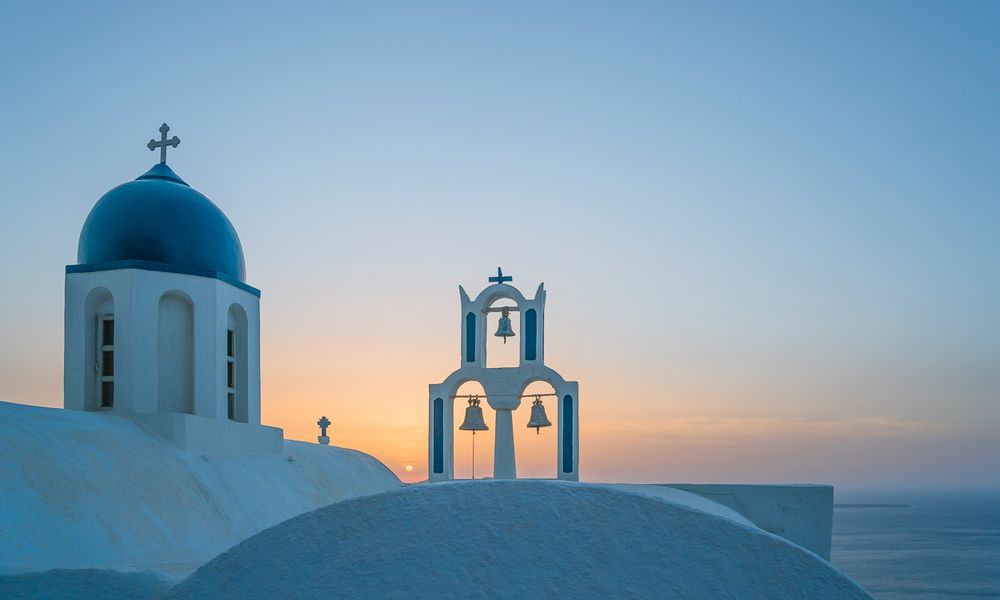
[97,314,115,409]
[226,328,236,420]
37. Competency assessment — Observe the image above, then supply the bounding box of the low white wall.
[659,483,834,560]
[0,401,401,579]
[132,412,284,455]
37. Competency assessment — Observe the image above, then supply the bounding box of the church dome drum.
[76,162,246,282]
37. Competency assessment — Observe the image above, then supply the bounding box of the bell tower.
[427,268,580,481]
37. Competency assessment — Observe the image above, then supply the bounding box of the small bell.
[459,396,488,480]
[526,396,552,434]
[494,307,515,344]
[459,396,489,432]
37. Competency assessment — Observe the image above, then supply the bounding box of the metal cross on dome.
[317,416,331,437]
[488,267,513,285]
[147,123,180,164]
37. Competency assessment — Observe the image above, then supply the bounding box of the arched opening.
[84,287,115,411]
[514,380,559,479]
[452,380,492,479]
[227,303,249,423]
[158,292,194,415]
[485,298,519,368]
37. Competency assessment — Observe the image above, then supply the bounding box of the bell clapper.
[535,395,540,434]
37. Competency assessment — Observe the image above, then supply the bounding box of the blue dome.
[77,163,246,282]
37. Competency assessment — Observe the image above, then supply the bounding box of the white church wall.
[65,268,267,453]
[157,292,195,414]
[662,483,835,560]
[0,401,400,579]
[65,269,261,423]
[129,270,219,418]
[132,411,282,455]
[65,270,134,413]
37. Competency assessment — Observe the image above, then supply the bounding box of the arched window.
[433,397,444,474]
[562,395,574,473]
[465,312,476,363]
[486,300,519,368]
[524,309,537,361]
[84,287,115,411]
[227,304,249,422]
[158,292,194,415]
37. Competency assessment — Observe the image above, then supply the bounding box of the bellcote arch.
[430,270,579,482]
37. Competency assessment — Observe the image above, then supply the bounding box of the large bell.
[459,396,489,432]
[526,396,552,434]
[494,307,515,344]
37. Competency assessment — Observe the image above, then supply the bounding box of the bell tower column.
[556,382,580,481]
[493,408,516,479]
[428,384,453,481]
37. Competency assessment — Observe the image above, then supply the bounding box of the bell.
[459,396,489,432]
[494,307,515,344]
[526,396,552,434]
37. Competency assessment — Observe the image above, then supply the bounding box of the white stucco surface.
[612,483,758,527]
[64,269,263,439]
[0,401,401,579]
[169,480,871,599]
[663,483,835,560]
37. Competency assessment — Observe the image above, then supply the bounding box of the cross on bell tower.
[488,267,512,285]
[147,123,180,164]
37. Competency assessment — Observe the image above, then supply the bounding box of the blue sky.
[1,1,997,487]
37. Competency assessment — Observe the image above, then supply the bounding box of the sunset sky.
[1,2,997,489]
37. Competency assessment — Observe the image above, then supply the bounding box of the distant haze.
[1,2,997,488]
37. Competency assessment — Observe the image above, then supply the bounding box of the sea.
[831,490,1000,599]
